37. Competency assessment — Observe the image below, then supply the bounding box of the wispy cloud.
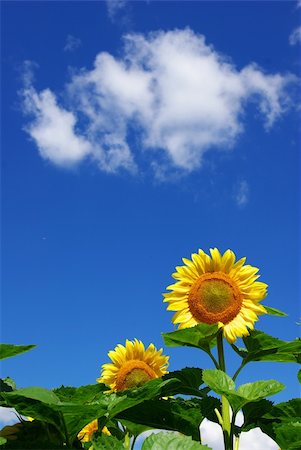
[235,180,250,207]
[63,34,82,52]
[289,26,301,45]
[21,29,296,177]
[106,0,129,24]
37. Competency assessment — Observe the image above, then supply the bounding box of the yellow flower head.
[164,248,267,343]
[77,420,110,442]
[97,339,169,391]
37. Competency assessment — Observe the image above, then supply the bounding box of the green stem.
[217,331,232,450]
[234,434,240,450]
[208,348,219,369]
[232,361,246,382]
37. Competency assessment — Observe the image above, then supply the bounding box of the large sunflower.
[163,248,267,343]
[97,339,169,391]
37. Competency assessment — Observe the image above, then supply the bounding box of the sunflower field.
[1,248,300,449]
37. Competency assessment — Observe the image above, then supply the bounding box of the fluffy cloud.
[200,417,278,450]
[21,29,295,175]
[289,26,301,45]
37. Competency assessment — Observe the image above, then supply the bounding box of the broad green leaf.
[142,431,211,449]
[298,369,301,384]
[199,396,222,424]
[162,324,219,354]
[92,434,125,450]
[264,305,288,316]
[2,387,107,444]
[53,383,108,403]
[0,378,16,392]
[0,421,66,449]
[202,370,284,413]
[117,397,205,441]
[104,378,180,419]
[0,344,36,361]
[202,369,235,394]
[273,422,301,449]
[163,367,207,397]
[118,419,151,437]
[0,437,7,446]
[264,398,301,422]
[0,378,16,405]
[4,387,60,405]
[241,330,301,364]
[242,399,274,432]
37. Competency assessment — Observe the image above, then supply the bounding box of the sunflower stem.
[217,331,232,450]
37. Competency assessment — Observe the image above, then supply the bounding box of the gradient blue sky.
[1,0,300,409]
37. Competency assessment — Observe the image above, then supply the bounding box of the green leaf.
[264,305,288,316]
[53,383,108,403]
[0,378,16,393]
[202,369,284,413]
[117,397,205,441]
[0,421,66,449]
[298,369,301,384]
[242,330,301,364]
[141,431,211,449]
[118,419,151,437]
[2,387,107,444]
[92,434,125,450]
[265,398,301,422]
[162,324,219,354]
[199,396,222,424]
[242,399,274,432]
[104,378,180,419]
[0,437,7,446]
[202,369,235,393]
[163,367,207,397]
[0,344,36,361]
[273,422,301,449]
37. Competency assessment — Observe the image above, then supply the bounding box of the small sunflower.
[77,420,110,442]
[164,248,267,343]
[97,339,169,391]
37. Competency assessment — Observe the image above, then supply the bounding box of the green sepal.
[264,305,288,316]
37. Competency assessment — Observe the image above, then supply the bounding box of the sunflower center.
[115,360,156,391]
[188,272,243,324]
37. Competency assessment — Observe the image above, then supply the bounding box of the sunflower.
[77,420,110,442]
[163,248,267,343]
[97,339,169,391]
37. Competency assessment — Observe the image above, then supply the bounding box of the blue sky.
[1,0,300,415]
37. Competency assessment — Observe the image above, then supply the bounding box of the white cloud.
[21,29,296,176]
[0,407,19,426]
[200,414,278,450]
[64,34,82,52]
[22,86,92,167]
[106,0,128,23]
[235,180,249,207]
[289,26,301,45]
